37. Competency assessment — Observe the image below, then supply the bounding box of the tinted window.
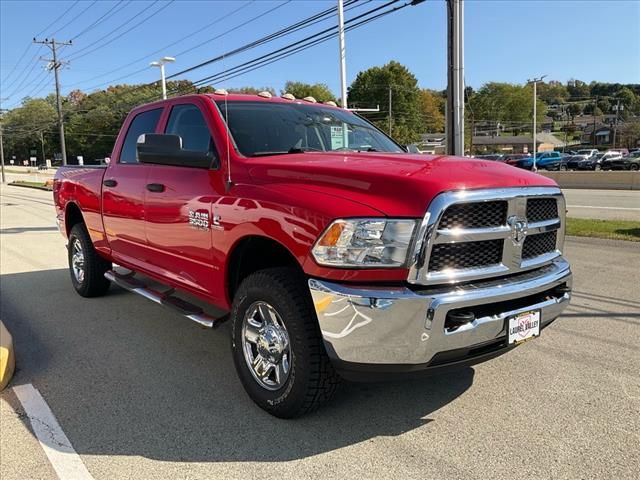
[120,108,162,164]
[216,100,403,157]
[165,104,214,153]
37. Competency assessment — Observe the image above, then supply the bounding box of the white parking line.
[567,205,640,211]
[13,384,95,480]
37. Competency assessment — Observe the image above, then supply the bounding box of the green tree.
[348,61,422,143]
[282,81,335,103]
[419,89,445,133]
[468,82,546,130]
[1,97,57,162]
[619,119,640,149]
[227,86,276,95]
[567,103,583,119]
[537,80,569,105]
[567,79,590,100]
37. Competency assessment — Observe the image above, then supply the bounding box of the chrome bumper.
[309,257,572,367]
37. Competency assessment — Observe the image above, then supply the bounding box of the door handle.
[146,183,165,192]
[103,179,117,187]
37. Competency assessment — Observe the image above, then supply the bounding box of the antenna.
[222,47,232,191]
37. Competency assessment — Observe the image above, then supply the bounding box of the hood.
[245,152,557,217]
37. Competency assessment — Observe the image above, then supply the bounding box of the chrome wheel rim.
[71,238,85,284]
[241,301,291,391]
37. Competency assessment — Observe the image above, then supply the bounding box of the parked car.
[601,151,640,171]
[564,154,590,170]
[502,154,528,163]
[579,151,623,170]
[53,92,572,418]
[506,151,563,170]
[576,149,599,159]
[475,154,504,161]
[405,143,421,154]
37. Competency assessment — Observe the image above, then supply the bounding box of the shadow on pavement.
[2,268,474,462]
[0,227,59,234]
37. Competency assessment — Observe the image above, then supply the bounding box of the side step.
[104,270,221,328]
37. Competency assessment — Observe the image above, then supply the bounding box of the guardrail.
[539,171,640,190]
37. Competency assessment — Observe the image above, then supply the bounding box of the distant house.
[581,124,612,145]
[471,133,565,154]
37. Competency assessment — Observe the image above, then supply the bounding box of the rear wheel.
[68,223,111,297]
[631,163,639,171]
[559,164,567,171]
[231,267,339,418]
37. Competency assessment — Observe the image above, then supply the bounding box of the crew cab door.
[143,100,224,298]
[102,107,162,270]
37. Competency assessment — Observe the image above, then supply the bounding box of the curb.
[7,182,53,192]
[0,321,16,391]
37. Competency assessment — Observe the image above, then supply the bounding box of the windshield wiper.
[249,147,323,157]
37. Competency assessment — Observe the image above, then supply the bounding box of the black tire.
[559,165,567,171]
[231,267,339,418]
[630,164,639,171]
[595,164,602,171]
[68,223,111,297]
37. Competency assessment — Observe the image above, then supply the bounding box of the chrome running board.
[104,270,220,328]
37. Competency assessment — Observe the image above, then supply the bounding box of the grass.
[566,218,640,242]
[9,180,53,191]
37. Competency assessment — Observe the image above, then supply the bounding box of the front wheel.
[630,164,639,171]
[68,223,111,297]
[231,268,339,418]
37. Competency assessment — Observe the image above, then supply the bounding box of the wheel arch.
[64,202,84,237]
[225,235,304,304]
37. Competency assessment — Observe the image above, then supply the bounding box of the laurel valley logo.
[507,215,528,246]
[188,210,210,230]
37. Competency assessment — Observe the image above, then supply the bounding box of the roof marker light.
[303,96,317,103]
[214,88,228,95]
[324,101,337,107]
[257,91,272,98]
[281,93,295,100]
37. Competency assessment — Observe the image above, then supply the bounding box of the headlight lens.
[312,218,417,268]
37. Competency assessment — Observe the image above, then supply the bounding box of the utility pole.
[388,85,393,135]
[593,96,598,149]
[34,37,71,165]
[0,112,6,184]
[446,0,464,155]
[337,0,347,109]
[527,75,546,171]
[612,98,620,149]
[40,131,46,165]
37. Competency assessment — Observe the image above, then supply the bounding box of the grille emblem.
[507,215,528,246]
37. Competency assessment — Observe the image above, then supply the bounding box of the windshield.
[215,100,404,157]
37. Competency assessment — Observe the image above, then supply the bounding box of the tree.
[282,81,335,103]
[227,86,276,95]
[348,61,422,143]
[419,89,445,133]
[618,119,640,149]
[537,80,569,105]
[1,98,57,162]
[567,79,590,100]
[468,82,546,132]
[567,103,583,119]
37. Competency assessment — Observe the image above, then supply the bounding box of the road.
[563,188,640,221]
[1,185,639,480]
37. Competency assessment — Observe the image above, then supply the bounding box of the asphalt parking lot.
[1,185,639,480]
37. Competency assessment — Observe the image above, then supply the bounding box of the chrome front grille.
[408,187,566,286]
[429,240,503,271]
[523,231,557,259]
[526,198,558,223]
[439,201,507,229]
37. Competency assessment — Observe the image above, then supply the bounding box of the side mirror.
[136,133,215,169]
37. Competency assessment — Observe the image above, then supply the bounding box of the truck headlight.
[312,219,417,268]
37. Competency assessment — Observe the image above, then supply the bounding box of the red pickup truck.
[54,92,572,417]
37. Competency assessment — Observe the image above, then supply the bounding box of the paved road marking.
[13,384,95,480]
[567,205,640,211]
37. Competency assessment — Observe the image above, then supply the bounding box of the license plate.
[508,310,541,344]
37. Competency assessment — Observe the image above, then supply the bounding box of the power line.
[67,1,174,62]
[34,1,80,37]
[70,1,133,40]
[76,0,258,90]
[49,1,98,37]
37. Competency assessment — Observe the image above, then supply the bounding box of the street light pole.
[337,0,347,109]
[528,75,546,171]
[150,56,176,100]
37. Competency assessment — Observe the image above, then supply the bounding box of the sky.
[1,0,639,110]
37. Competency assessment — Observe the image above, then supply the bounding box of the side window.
[120,108,162,164]
[165,104,214,154]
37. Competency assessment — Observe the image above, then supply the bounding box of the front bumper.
[309,258,571,379]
